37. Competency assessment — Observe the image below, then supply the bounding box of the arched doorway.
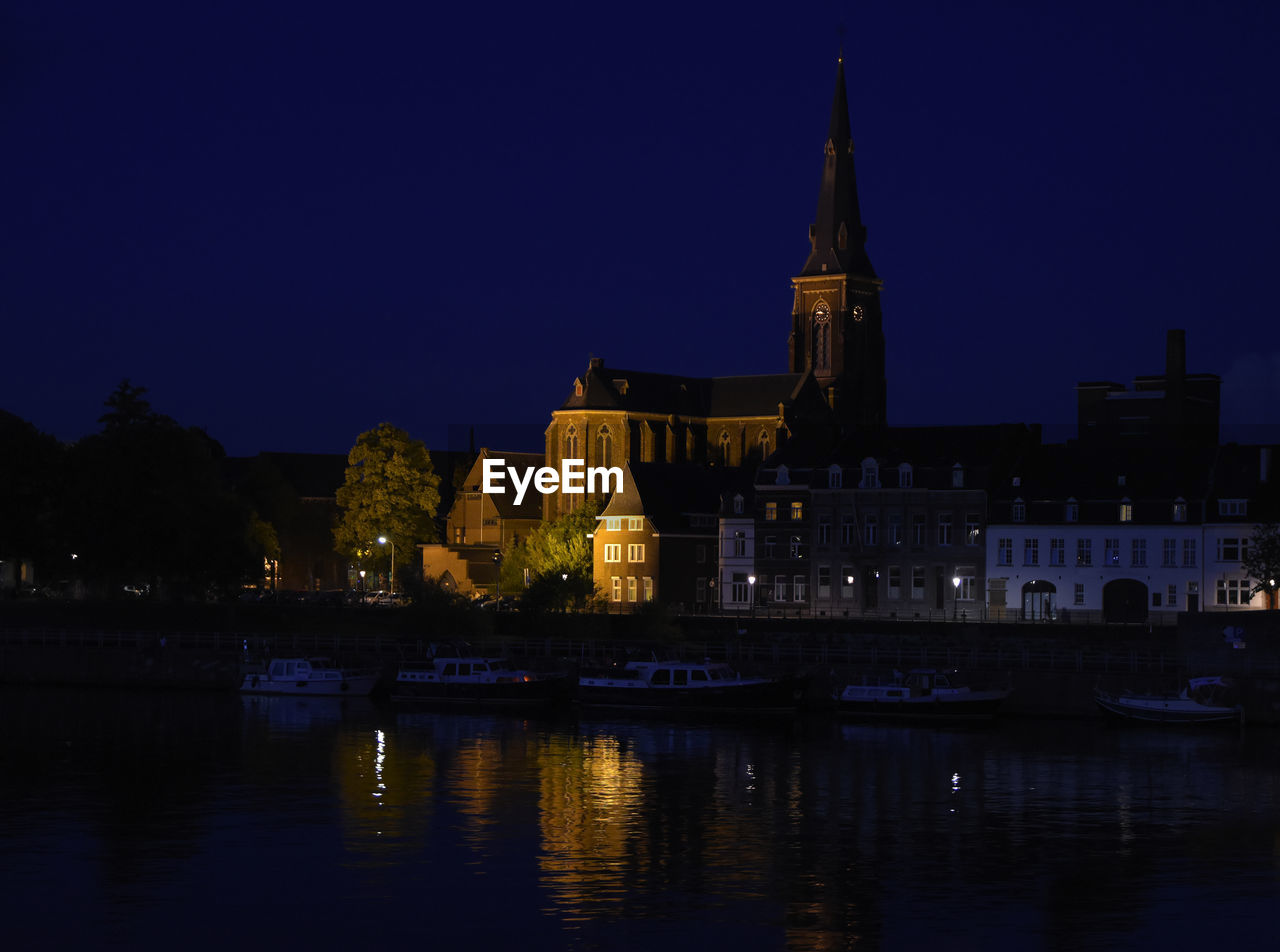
[1103,579,1148,623]
[1021,580,1057,621]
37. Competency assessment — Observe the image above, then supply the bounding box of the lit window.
[611,577,622,601]
[1119,501,1133,523]
[790,501,804,520]
[627,577,636,601]
[627,517,642,531]
[627,543,644,562]
[765,502,777,522]
[604,544,621,563]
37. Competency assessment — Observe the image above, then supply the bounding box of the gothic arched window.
[596,426,612,468]
[812,301,831,374]
[718,430,732,466]
[565,425,578,461]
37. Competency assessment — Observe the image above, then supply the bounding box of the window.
[1219,499,1248,517]
[912,517,926,547]
[1012,499,1025,523]
[1217,537,1248,562]
[841,518,855,546]
[865,514,879,547]
[951,464,964,488]
[628,543,645,562]
[596,426,613,468]
[1172,500,1187,522]
[793,576,807,601]
[1217,579,1251,605]
[841,567,855,597]
[1065,501,1079,523]
[611,577,622,601]
[604,544,621,563]
[889,514,903,546]
[818,520,831,545]
[1074,583,1085,606]
[1162,538,1177,567]
[1050,538,1065,566]
[732,532,746,557]
[861,458,879,489]
[764,501,777,521]
[818,566,831,597]
[998,538,1013,566]
[887,566,901,599]
[1182,539,1196,567]
[643,577,653,602]
[733,494,744,514]
[1023,538,1039,566]
[911,566,926,600]
[605,517,621,532]
[955,570,976,601]
[1104,538,1121,566]
[627,577,636,601]
[1076,539,1092,567]
[899,464,913,488]
[731,574,748,603]
[829,467,842,489]
[1131,538,1147,567]
[1119,501,1133,523]
[774,575,788,603]
[1152,592,1162,607]
[790,501,804,520]
[564,425,578,460]
[763,535,776,558]
[719,431,732,466]
[937,513,953,546]
[965,514,980,546]
[628,517,642,531]
[789,535,805,559]
[1167,584,1177,607]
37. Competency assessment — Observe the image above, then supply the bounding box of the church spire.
[801,57,875,279]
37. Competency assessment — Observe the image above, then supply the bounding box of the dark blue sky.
[4,1,1278,457]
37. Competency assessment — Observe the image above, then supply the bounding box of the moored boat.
[835,669,1010,722]
[1094,676,1241,725]
[391,654,571,708]
[574,656,806,714]
[240,657,381,696]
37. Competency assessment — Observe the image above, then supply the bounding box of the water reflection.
[3,688,1280,950]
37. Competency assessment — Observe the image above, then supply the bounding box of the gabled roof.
[600,463,730,533]
[456,448,546,520]
[557,358,818,420]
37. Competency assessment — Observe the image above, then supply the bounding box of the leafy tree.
[1243,522,1280,610]
[0,410,67,585]
[65,381,265,597]
[333,423,441,586]
[501,497,601,610]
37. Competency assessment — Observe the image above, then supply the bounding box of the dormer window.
[1012,476,1021,487]
[1065,498,1079,523]
[1173,498,1187,522]
[861,457,879,489]
[776,464,790,486]
[1117,475,1126,487]
[733,494,744,515]
[574,378,584,397]
[898,463,913,489]
[612,379,629,395]
[829,464,842,489]
[1012,498,1026,523]
[1119,498,1133,523]
[952,463,964,488]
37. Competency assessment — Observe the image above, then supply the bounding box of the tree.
[333,423,441,587]
[1243,522,1280,610]
[501,497,601,610]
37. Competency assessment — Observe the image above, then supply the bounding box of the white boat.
[575,657,806,713]
[240,657,381,696]
[391,654,571,708]
[1094,676,1241,725]
[836,669,1011,722]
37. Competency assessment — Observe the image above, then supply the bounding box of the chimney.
[588,357,604,370]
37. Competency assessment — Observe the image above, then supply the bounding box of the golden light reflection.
[333,727,437,865]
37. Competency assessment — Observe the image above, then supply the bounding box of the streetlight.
[378,536,394,596]
[359,569,367,605]
[952,574,961,621]
[748,574,756,618]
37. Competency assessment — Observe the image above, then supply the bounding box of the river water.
[1,686,1277,950]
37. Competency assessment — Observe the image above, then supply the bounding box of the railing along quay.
[4,628,1276,677]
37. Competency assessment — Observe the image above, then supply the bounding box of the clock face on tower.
[851,305,864,323]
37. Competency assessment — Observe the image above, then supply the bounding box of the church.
[542,57,884,525]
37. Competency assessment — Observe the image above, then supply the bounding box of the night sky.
[4,1,1278,458]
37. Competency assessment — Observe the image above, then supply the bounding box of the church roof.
[557,358,813,419]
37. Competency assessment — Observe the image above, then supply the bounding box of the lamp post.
[378,536,394,597]
[952,574,961,621]
[748,574,756,618]
[359,569,366,605]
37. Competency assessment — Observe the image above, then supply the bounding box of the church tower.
[788,57,886,428]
